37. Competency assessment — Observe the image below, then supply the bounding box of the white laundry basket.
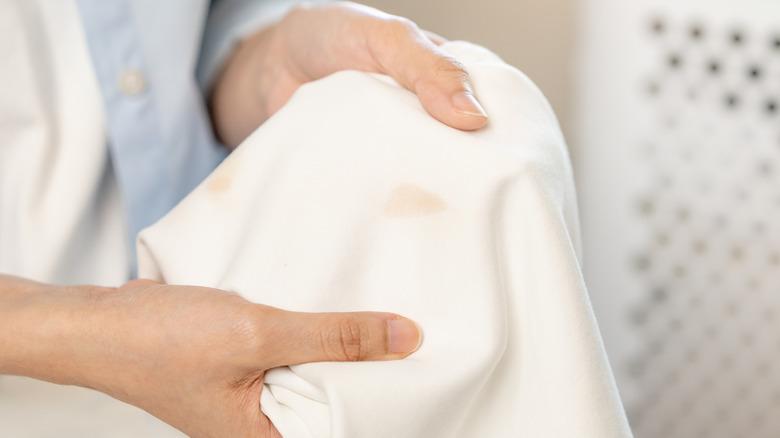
[574,1,780,437]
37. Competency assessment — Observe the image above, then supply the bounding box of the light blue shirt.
[74,0,297,264]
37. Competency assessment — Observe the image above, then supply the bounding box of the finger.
[423,30,448,46]
[369,20,488,131]
[262,309,422,368]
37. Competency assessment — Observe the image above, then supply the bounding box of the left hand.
[210,1,489,147]
[0,276,421,438]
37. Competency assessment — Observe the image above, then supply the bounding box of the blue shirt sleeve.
[198,0,304,92]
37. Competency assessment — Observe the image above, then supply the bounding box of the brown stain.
[206,157,239,194]
[207,175,231,193]
[384,183,447,218]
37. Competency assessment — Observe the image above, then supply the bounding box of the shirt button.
[118,69,146,96]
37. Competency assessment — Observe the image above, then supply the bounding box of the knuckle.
[325,317,370,361]
[412,55,470,93]
[383,16,416,36]
[433,56,470,81]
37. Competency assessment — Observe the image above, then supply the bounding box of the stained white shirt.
[138,42,633,437]
[0,1,631,436]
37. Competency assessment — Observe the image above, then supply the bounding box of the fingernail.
[387,318,423,355]
[451,91,488,118]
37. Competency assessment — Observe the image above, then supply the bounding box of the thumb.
[263,310,422,368]
[370,20,488,131]
[411,50,488,131]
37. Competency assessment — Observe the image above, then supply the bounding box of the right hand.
[2,278,421,437]
[211,1,488,147]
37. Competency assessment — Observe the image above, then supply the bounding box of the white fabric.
[0,0,129,285]
[138,42,632,437]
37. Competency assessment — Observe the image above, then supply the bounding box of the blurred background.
[366,0,780,437]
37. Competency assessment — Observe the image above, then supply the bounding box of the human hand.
[210,1,488,147]
[0,277,421,437]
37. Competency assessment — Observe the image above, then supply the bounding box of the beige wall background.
[362,0,578,140]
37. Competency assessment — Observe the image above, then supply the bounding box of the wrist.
[0,276,115,387]
[210,17,288,148]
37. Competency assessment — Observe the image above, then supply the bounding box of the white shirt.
[138,42,632,437]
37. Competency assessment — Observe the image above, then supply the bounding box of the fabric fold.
[138,41,632,438]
